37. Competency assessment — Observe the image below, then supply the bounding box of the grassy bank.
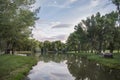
[69,52,120,69]
[0,55,37,80]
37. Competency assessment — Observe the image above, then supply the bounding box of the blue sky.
[32,0,116,42]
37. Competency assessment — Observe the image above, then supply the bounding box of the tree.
[112,0,120,12]
[67,11,120,54]
[74,23,88,52]
[0,0,37,54]
[67,32,79,53]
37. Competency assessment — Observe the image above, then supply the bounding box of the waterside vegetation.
[0,55,37,80]
[68,52,120,69]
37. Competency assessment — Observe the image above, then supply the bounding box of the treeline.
[39,40,66,53]
[66,11,120,53]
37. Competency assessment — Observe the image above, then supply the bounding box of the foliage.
[0,0,37,54]
[39,40,66,52]
[67,11,120,53]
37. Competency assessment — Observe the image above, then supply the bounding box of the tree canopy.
[0,0,37,54]
[67,11,120,53]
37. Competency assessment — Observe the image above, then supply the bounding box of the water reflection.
[27,54,75,80]
[27,54,120,80]
[67,55,120,80]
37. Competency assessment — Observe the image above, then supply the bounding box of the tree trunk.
[109,42,114,53]
[117,48,120,53]
[78,44,80,53]
[11,42,15,55]
[11,48,14,55]
[91,49,93,53]
[91,40,94,53]
[5,41,10,54]
[98,40,102,54]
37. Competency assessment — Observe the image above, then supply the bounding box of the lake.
[26,54,120,80]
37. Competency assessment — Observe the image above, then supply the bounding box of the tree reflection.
[38,54,120,80]
[66,55,120,80]
[39,54,68,63]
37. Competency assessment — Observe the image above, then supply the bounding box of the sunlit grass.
[0,55,37,80]
[69,52,120,69]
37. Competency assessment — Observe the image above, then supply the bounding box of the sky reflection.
[28,61,75,80]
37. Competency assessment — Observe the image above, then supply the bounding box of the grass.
[15,51,32,54]
[70,52,120,69]
[0,55,37,80]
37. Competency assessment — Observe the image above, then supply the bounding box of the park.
[0,0,120,80]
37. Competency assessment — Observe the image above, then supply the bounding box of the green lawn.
[0,55,37,80]
[70,52,120,69]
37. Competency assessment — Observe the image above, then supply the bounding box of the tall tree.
[0,0,36,54]
[67,11,120,54]
[67,32,79,53]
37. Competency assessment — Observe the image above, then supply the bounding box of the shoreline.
[69,52,120,69]
[0,55,37,80]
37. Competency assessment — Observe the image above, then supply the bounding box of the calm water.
[26,54,120,80]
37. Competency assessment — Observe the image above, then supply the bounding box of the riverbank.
[69,52,120,69]
[0,55,37,80]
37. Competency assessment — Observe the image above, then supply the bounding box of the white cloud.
[62,0,115,25]
[41,34,67,42]
[35,19,61,27]
[52,23,72,29]
[90,0,100,8]
[50,22,61,26]
[69,0,77,3]
[45,0,78,8]
[32,19,74,42]
[54,1,57,4]
[32,28,68,42]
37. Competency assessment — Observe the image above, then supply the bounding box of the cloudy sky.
[32,0,116,42]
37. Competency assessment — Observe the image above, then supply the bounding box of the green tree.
[0,0,37,54]
[67,32,79,53]
[67,11,120,54]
